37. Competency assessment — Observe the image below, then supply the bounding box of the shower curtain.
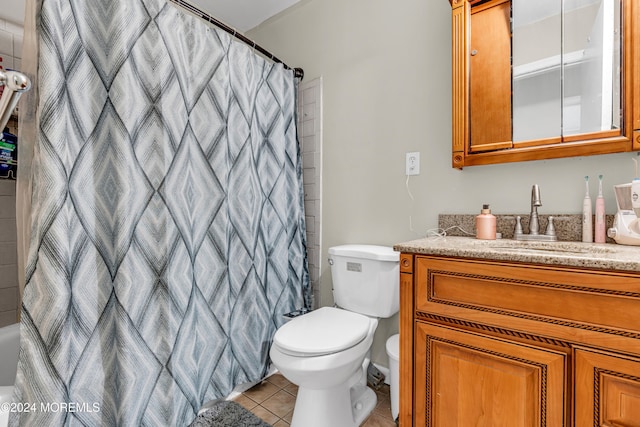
[11,0,309,425]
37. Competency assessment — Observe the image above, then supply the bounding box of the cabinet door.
[634,0,640,149]
[414,322,566,427]
[575,348,640,427]
[469,0,512,152]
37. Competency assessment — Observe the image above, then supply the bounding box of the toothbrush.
[595,175,605,243]
[633,159,640,216]
[582,176,593,243]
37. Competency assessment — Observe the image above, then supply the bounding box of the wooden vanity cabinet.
[399,253,640,426]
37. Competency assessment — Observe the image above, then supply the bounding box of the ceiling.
[5,0,300,32]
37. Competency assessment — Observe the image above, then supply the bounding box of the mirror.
[449,0,635,168]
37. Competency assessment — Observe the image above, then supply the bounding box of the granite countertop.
[393,236,640,272]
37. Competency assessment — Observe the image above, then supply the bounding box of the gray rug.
[189,400,273,427]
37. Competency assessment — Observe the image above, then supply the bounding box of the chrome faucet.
[529,184,542,235]
[514,184,557,241]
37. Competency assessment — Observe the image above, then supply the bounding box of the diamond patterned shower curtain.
[11,0,309,425]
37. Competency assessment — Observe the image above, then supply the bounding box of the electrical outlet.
[406,152,420,176]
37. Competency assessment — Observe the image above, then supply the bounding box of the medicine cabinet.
[448,0,640,168]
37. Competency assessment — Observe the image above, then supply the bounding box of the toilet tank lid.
[328,245,399,261]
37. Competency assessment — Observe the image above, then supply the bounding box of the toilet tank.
[328,245,399,318]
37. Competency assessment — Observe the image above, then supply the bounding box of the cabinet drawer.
[415,256,640,340]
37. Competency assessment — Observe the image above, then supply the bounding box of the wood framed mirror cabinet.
[449,0,640,168]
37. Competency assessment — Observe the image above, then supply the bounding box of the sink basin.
[470,239,617,256]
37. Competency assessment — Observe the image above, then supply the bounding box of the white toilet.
[270,245,399,427]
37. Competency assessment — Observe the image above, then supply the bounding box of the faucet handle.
[514,215,523,236]
[545,216,556,237]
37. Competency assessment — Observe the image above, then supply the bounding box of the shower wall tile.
[298,77,322,309]
[304,200,316,220]
[0,310,16,327]
[0,264,17,289]
[13,34,22,59]
[302,135,316,154]
[0,30,12,58]
[0,18,23,74]
[305,216,315,233]
[0,243,17,265]
[3,21,22,40]
[304,183,317,200]
[0,180,15,195]
[302,86,317,104]
[0,180,17,326]
[0,287,16,311]
[0,55,12,69]
[302,151,316,169]
[302,120,315,138]
[0,195,15,218]
[0,218,16,242]
[302,168,315,186]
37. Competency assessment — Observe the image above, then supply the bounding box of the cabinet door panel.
[575,348,640,427]
[415,322,566,427]
[469,0,512,152]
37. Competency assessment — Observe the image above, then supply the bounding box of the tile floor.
[233,372,397,427]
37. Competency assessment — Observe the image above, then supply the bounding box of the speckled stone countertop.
[393,236,640,272]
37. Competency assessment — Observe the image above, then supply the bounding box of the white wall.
[248,0,636,365]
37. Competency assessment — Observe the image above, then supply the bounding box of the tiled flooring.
[233,372,397,426]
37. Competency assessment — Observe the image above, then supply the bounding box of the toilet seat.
[273,307,371,357]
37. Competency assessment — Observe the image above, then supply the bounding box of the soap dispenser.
[476,204,497,240]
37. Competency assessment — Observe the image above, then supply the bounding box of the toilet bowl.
[270,307,378,427]
[270,245,400,427]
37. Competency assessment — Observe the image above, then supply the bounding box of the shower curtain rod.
[169,0,304,80]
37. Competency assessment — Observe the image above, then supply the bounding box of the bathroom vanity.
[394,237,640,426]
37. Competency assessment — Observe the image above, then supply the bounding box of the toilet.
[270,245,399,427]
